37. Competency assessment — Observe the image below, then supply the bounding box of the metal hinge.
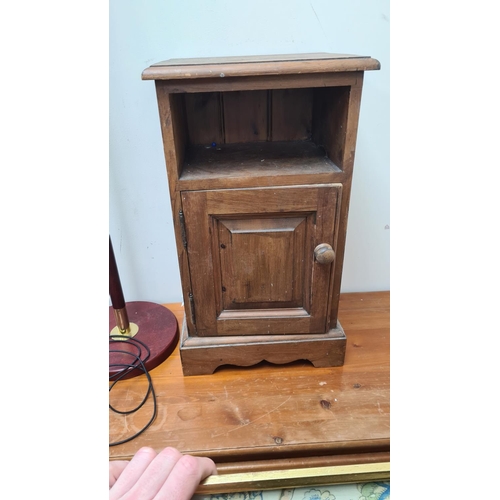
[179,210,187,248]
[188,292,196,325]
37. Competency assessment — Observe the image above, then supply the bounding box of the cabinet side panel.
[170,93,188,176]
[312,85,351,170]
[171,193,198,335]
[153,83,195,333]
[328,79,364,328]
[181,191,218,335]
[155,82,187,188]
[340,76,364,176]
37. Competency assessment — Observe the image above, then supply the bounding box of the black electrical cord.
[109,335,157,446]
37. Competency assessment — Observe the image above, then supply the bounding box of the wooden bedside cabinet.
[142,53,380,375]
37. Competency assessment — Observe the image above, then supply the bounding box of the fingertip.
[158,446,183,461]
[199,456,218,479]
[136,446,156,457]
[208,458,218,475]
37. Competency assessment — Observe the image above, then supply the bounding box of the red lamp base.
[109,301,178,380]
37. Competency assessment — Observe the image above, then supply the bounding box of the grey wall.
[109,0,390,304]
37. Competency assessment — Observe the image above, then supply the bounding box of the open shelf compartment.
[170,86,351,189]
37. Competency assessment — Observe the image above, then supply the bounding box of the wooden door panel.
[181,184,341,336]
[218,217,306,310]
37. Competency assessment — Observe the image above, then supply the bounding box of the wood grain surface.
[109,291,390,470]
[142,54,380,81]
[181,184,341,337]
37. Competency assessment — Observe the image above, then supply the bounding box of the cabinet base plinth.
[179,318,346,376]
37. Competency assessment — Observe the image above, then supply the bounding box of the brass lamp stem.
[114,307,130,334]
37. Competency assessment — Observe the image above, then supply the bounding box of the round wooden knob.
[314,243,335,264]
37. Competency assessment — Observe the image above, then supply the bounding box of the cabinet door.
[181,184,342,336]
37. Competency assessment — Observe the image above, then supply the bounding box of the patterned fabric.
[192,481,390,500]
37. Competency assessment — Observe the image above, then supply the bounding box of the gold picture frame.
[196,461,390,495]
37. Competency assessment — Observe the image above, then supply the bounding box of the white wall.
[109,0,390,304]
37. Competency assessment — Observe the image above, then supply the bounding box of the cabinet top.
[142,52,380,81]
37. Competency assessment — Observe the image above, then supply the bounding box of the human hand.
[109,446,217,499]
